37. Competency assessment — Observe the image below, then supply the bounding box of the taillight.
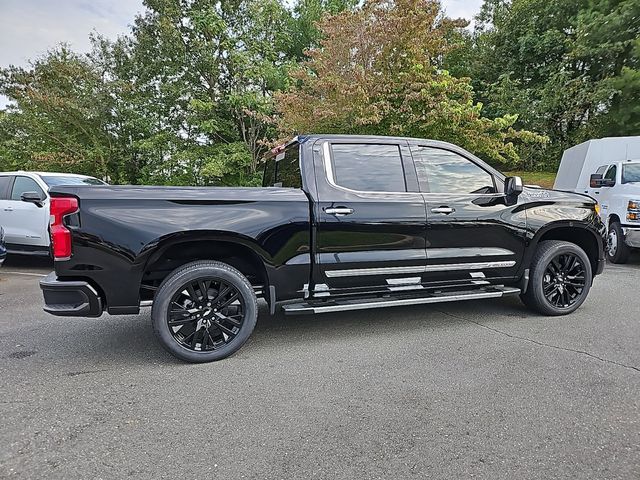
[49,196,79,260]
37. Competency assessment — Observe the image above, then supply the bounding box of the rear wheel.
[606,221,631,264]
[152,260,258,362]
[520,240,592,316]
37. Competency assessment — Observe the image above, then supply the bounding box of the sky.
[0,0,483,104]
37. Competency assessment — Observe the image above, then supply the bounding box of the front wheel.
[152,260,258,362]
[520,240,592,316]
[606,221,631,264]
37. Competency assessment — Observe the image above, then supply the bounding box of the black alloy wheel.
[168,277,245,352]
[152,261,258,362]
[541,252,586,309]
[520,240,593,316]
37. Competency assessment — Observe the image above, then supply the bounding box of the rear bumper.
[40,272,103,317]
[622,226,640,248]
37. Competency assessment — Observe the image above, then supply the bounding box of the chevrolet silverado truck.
[38,135,606,362]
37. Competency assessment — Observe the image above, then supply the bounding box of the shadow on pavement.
[2,254,52,272]
[6,296,531,368]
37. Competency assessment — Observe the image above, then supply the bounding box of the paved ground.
[1,255,639,479]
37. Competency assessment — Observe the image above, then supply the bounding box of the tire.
[606,221,631,264]
[520,240,592,316]
[151,260,258,363]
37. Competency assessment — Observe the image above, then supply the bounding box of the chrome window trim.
[322,141,505,198]
[325,260,517,278]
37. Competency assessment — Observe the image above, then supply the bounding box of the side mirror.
[590,174,614,188]
[505,176,523,197]
[590,174,604,188]
[21,191,44,208]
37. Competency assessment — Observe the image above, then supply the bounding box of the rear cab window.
[263,143,302,188]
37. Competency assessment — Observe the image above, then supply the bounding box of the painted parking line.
[0,271,47,277]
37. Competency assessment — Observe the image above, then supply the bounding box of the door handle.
[325,207,354,216]
[431,206,455,215]
[3,207,13,212]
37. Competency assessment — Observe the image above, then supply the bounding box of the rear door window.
[329,143,407,192]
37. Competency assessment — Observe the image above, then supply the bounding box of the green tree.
[277,0,544,167]
[468,0,640,169]
[0,46,117,178]
[287,0,359,60]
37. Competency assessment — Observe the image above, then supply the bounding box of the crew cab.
[39,135,606,362]
[0,171,106,256]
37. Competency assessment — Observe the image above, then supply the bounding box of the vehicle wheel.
[606,221,631,264]
[151,260,258,363]
[520,240,592,316]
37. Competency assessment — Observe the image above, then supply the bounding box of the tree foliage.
[1,0,341,184]
[0,0,638,180]
[277,0,544,167]
[0,47,117,177]
[465,0,640,169]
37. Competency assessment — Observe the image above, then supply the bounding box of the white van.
[554,136,640,264]
[0,171,106,256]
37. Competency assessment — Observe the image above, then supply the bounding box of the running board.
[282,286,521,315]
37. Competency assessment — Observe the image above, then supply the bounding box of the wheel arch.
[139,231,272,305]
[528,222,603,275]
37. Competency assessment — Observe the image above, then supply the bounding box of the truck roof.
[296,134,462,143]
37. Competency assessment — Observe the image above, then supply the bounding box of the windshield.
[41,176,107,187]
[622,163,640,184]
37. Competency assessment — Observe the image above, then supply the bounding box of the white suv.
[0,171,106,256]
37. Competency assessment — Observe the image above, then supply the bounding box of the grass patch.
[504,171,556,189]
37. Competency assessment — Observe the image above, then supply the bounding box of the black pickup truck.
[37,135,606,362]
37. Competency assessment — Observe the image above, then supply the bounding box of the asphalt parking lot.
[1,256,639,479]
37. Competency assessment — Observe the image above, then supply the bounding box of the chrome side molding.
[325,260,516,278]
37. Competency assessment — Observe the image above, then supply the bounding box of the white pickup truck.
[555,136,640,264]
